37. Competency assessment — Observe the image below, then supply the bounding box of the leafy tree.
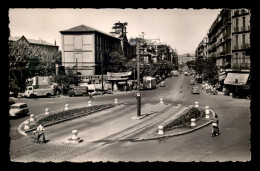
[9,40,31,92]
[9,40,61,92]
[203,57,219,86]
[103,51,127,73]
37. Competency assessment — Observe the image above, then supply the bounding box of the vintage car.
[190,79,195,85]
[192,86,200,94]
[9,103,29,117]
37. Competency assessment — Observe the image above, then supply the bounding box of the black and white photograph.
[8,8,252,163]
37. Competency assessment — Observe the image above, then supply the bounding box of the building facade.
[60,25,123,76]
[195,8,251,71]
[9,36,59,53]
[231,9,251,70]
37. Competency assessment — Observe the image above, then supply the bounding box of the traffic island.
[19,104,116,136]
[132,105,215,141]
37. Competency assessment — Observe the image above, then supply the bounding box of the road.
[9,73,251,162]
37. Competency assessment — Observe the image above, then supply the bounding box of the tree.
[9,40,31,92]
[103,51,127,73]
[203,57,219,86]
[9,40,62,92]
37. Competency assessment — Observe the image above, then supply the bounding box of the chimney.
[54,39,56,46]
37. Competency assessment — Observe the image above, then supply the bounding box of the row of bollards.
[157,103,211,135]
[23,99,120,131]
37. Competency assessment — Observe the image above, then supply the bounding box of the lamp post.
[136,41,141,117]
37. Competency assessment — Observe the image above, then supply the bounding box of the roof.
[60,24,120,40]
[9,36,57,47]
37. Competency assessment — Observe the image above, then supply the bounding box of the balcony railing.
[234,26,239,32]
[232,63,250,70]
[233,44,250,50]
[241,26,246,31]
[241,44,250,49]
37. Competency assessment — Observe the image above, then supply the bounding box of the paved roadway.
[9,73,251,162]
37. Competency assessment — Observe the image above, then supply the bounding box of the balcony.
[234,10,239,16]
[233,26,239,32]
[241,44,250,50]
[232,63,250,70]
[223,33,231,40]
[233,45,239,50]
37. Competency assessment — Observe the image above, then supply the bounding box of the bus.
[142,76,157,90]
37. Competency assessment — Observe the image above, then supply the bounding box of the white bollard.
[205,106,210,119]
[29,114,35,122]
[115,99,118,105]
[195,102,199,108]
[191,118,196,127]
[24,120,30,130]
[88,101,92,106]
[160,98,164,104]
[45,108,49,115]
[65,104,69,110]
[72,130,79,140]
[158,125,164,135]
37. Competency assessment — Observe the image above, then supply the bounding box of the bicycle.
[30,130,45,143]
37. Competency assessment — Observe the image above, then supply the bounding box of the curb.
[131,108,215,142]
[18,104,116,136]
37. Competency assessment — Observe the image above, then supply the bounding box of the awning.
[118,81,127,85]
[224,73,249,85]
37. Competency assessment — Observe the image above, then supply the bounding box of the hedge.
[163,107,204,131]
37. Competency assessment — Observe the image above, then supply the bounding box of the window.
[236,35,239,46]
[235,53,238,63]
[242,53,246,64]
[242,34,245,45]
[243,17,246,27]
[236,18,239,27]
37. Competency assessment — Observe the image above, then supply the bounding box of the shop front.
[107,72,132,91]
[223,72,250,98]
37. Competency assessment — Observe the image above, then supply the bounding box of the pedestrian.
[36,123,46,143]
[34,91,37,100]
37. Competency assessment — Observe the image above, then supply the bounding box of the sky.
[9,8,222,55]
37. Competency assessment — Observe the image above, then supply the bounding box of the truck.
[68,86,88,97]
[22,85,55,98]
[22,76,55,98]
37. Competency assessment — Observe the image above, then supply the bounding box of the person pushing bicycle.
[36,123,46,143]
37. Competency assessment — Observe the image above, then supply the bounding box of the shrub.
[164,107,202,131]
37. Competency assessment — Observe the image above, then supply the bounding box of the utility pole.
[101,55,104,95]
[136,41,141,117]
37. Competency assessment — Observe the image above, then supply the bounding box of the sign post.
[137,41,141,117]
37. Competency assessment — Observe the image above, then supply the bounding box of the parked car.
[190,79,195,85]
[184,71,189,76]
[192,86,200,94]
[160,81,165,87]
[9,103,29,117]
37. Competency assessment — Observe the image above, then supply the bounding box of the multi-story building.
[231,9,251,70]
[207,9,232,70]
[195,36,208,59]
[196,8,251,71]
[60,25,123,76]
[9,35,59,53]
[195,8,251,97]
